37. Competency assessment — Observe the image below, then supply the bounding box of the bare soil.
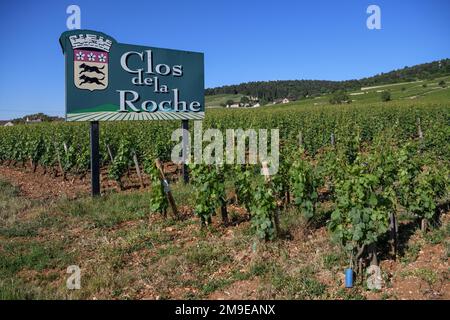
[0,164,448,300]
[0,162,181,199]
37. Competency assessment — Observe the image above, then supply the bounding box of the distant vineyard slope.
[206,59,450,102]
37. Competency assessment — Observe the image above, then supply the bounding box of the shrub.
[381,91,391,102]
[329,91,350,104]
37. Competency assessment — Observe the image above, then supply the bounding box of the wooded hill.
[205,59,450,102]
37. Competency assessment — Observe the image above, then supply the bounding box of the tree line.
[206,59,450,101]
[11,113,64,124]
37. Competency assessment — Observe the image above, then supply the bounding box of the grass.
[262,264,327,299]
[0,179,33,220]
[250,258,272,276]
[334,288,366,300]
[55,190,152,228]
[400,268,440,288]
[205,93,244,108]
[0,173,448,300]
[413,269,440,287]
[0,178,19,197]
[424,221,449,245]
[0,278,50,300]
[185,241,232,268]
[400,242,422,264]
[0,178,271,299]
[322,252,346,271]
[0,240,73,275]
[170,181,196,207]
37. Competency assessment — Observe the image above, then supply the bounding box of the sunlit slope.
[206,75,450,109]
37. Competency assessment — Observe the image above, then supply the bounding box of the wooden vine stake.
[155,159,179,219]
[417,117,428,232]
[298,131,303,147]
[106,144,114,163]
[54,142,64,178]
[219,169,228,226]
[262,161,280,237]
[417,117,423,140]
[421,219,428,233]
[388,212,398,260]
[220,200,228,226]
[132,152,145,189]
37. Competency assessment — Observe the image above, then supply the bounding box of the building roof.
[0,121,14,126]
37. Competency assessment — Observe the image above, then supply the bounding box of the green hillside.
[206,59,450,103]
[207,74,449,109]
[205,93,244,108]
[302,75,450,106]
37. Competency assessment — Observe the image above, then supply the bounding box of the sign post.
[181,119,189,183]
[90,121,100,196]
[60,29,204,196]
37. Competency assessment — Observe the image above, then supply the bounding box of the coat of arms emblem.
[69,34,112,91]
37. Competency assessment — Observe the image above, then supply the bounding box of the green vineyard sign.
[59,30,204,121]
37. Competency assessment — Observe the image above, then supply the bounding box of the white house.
[272,98,291,105]
[26,117,42,124]
[0,120,14,127]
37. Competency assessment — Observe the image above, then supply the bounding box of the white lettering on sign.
[117,89,201,113]
[121,50,184,77]
[118,50,200,113]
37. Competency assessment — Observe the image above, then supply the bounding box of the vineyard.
[1,100,449,298]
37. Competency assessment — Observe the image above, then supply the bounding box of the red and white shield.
[74,49,109,91]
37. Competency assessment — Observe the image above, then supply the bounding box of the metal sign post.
[90,121,100,196]
[181,119,189,183]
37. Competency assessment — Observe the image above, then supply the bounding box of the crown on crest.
[69,34,113,52]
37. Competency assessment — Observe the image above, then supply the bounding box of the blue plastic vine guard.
[345,268,353,288]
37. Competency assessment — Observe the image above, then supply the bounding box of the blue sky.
[0,0,449,119]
